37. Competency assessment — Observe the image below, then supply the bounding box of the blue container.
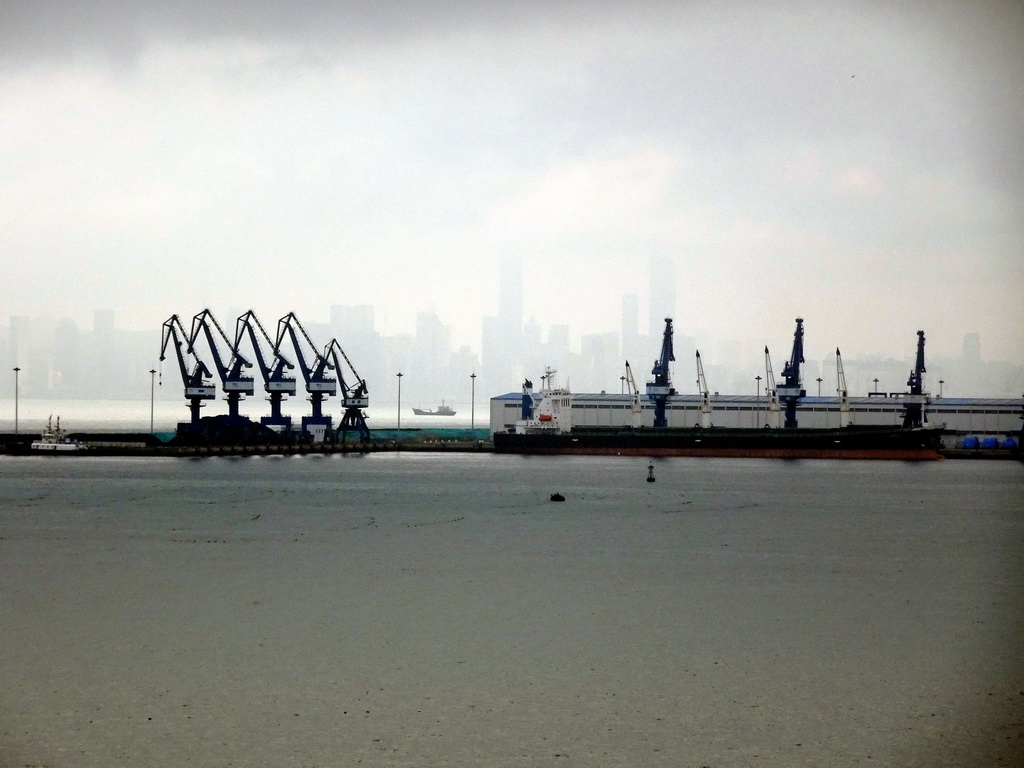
[1002,437,1018,449]
[981,437,999,449]
[962,436,980,449]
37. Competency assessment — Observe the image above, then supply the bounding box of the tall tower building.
[499,255,524,335]
[484,255,525,387]
[963,332,981,363]
[621,293,640,364]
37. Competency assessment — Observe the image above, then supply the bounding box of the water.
[0,398,483,433]
[1,456,1021,767]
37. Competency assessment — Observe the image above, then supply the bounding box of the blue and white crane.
[159,314,216,427]
[235,310,296,433]
[324,338,370,443]
[520,378,534,420]
[902,330,928,428]
[647,318,676,428]
[188,309,255,419]
[776,318,806,428]
[275,312,337,440]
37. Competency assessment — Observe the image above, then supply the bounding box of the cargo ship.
[413,401,456,416]
[492,319,946,460]
[493,422,945,459]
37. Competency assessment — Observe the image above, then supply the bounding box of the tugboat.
[412,401,456,416]
[30,416,88,453]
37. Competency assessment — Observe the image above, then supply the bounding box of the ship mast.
[695,350,712,428]
[624,361,642,428]
[764,346,781,429]
[836,348,851,428]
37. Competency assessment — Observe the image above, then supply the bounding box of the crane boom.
[235,310,296,431]
[275,312,336,440]
[764,346,781,429]
[646,318,675,428]
[324,338,371,443]
[836,347,851,427]
[159,314,215,425]
[695,350,712,428]
[902,330,928,428]
[188,309,254,418]
[776,317,806,428]
[624,361,642,428]
[275,313,336,393]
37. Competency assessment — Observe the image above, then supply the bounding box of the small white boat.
[31,415,88,453]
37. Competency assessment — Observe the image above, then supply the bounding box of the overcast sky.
[2,1,1021,363]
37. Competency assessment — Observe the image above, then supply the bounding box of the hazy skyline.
[2,1,1022,364]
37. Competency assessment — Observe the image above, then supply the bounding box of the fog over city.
[2,2,1022,401]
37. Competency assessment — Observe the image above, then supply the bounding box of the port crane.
[159,314,216,426]
[776,317,806,428]
[520,378,534,420]
[695,350,713,428]
[647,318,676,428]
[324,338,371,443]
[902,330,928,428]
[763,346,781,429]
[623,361,642,428]
[836,348,851,427]
[235,310,296,432]
[188,309,255,419]
[275,312,337,440]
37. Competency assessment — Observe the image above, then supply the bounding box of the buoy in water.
[646,463,656,483]
[550,492,566,502]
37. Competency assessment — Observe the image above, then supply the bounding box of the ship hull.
[30,443,88,453]
[493,425,944,460]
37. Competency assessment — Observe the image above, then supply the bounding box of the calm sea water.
[1,455,1021,767]
[0,398,483,433]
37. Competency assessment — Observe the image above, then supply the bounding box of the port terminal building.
[489,392,1022,448]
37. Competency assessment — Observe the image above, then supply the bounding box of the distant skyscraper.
[483,255,525,388]
[8,315,29,369]
[648,256,676,338]
[499,255,523,334]
[621,293,640,364]
[330,304,376,338]
[94,309,115,334]
[963,332,981,363]
[415,310,450,377]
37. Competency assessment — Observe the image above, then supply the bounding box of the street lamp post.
[13,367,20,434]
[396,372,403,430]
[755,374,761,428]
[816,377,822,396]
[149,369,157,433]
[470,372,476,430]
[939,379,945,398]
[873,377,879,394]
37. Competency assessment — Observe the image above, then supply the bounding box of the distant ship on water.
[412,401,456,417]
[31,415,89,453]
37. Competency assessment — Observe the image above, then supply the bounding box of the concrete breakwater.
[1,432,1019,459]
[89,439,493,457]
[0,430,493,457]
